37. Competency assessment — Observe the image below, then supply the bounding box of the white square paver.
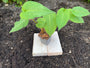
[32,31,63,56]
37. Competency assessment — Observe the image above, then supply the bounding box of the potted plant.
[10,1,90,56]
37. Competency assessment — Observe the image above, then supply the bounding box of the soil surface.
[0,0,90,68]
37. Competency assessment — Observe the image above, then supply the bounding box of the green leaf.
[56,8,70,30]
[3,0,8,3]
[10,19,29,33]
[43,13,57,36]
[22,1,54,12]
[70,13,84,23]
[72,6,90,17]
[20,1,55,19]
[20,10,54,20]
[36,18,46,28]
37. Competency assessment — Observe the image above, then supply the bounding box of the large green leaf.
[56,8,70,30]
[10,19,29,33]
[70,13,84,23]
[72,6,90,17]
[43,13,57,36]
[20,10,54,20]
[22,1,52,11]
[20,1,55,19]
[36,18,46,28]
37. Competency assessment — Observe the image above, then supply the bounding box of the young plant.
[10,1,90,39]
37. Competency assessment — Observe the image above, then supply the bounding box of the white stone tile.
[32,31,63,56]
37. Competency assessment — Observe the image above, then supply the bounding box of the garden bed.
[0,0,90,68]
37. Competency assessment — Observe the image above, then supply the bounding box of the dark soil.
[0,0,90,68]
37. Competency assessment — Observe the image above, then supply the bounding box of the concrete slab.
[32,31,63,56]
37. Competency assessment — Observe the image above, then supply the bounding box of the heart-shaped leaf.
[72,6,90,17]
[36,18,46,28]
[70,13,84,23]
[56,8,70,30]
[20,1,55,20]
[43,13,57,36]
[10,19,29,33]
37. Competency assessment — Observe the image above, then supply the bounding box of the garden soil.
[0,0,90,68]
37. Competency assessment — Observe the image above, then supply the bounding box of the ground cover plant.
[10,1,90,39]
[85,0,90,3]
[2,0,33,6]
[88,0,90,2]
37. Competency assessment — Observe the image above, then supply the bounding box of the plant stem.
[40,28,45,34]
[38,28,49,40]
